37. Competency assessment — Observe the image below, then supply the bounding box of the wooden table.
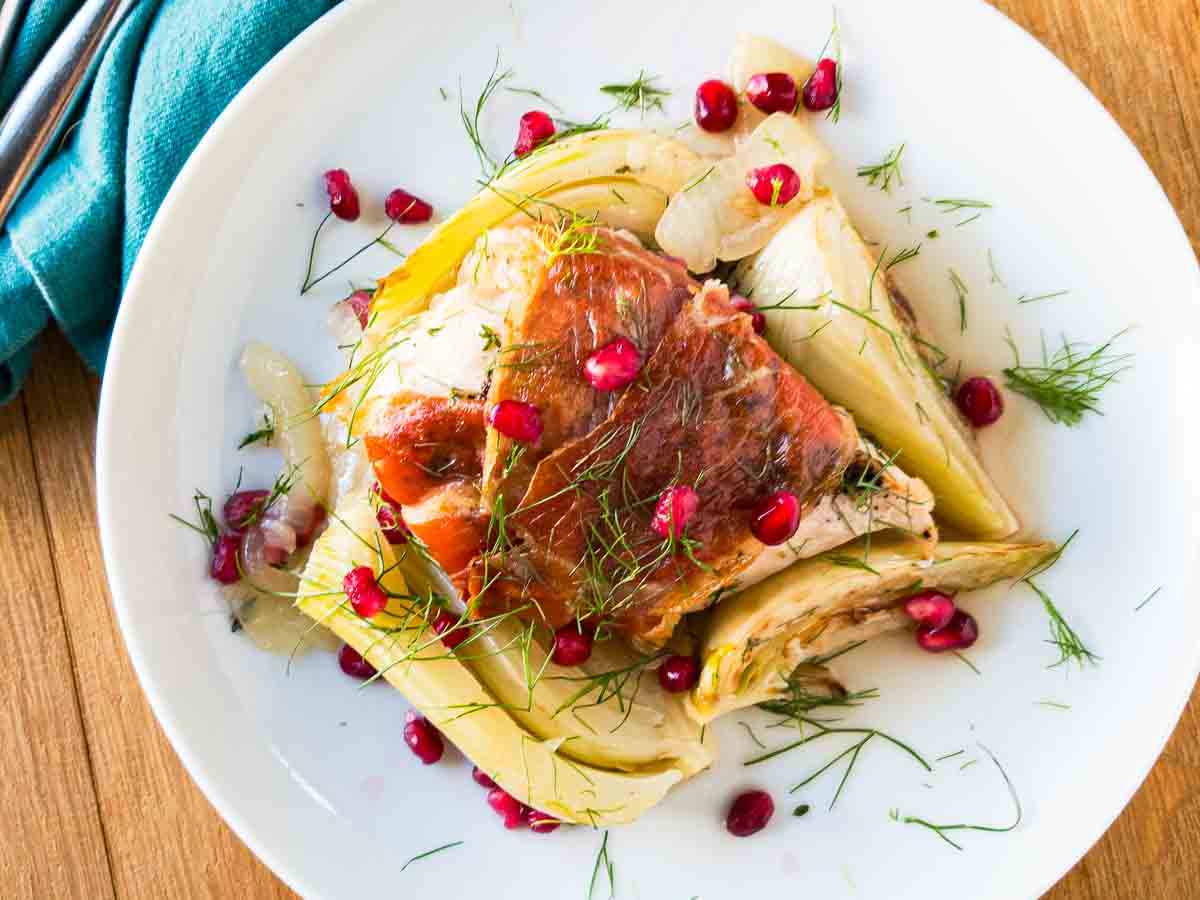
[3,1,1197,896]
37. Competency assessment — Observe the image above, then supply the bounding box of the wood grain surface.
[2,1,1196,897]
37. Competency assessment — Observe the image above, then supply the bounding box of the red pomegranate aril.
[903,590,956,630]
[750,491,801,546]
[583,337,642,391]
[472,765,498,789]
[694,79,738,132]
[385,188,433,224]
[524,807,562,833]
[802,58,839,112]
[323,168,360,221]
[432,609,470,650]
[488,399,543,444]
[746,163,801,207]
[342,565,388,618]
[337,643,377,680]
[651,485,700,539]
[746,72,799,114]
[223,489,269,534]
[347,290,372,328]
[210,534,241,584]
[657,655,700,693]
[487,787,526,829]
[916,610,980,653]
[514,110,556,157]
[404,710,445,764]
[376,504,409,545]
[731,294,766,335]
[726,789,775,837]
[551,623,593,666]
[955,376,1004,428]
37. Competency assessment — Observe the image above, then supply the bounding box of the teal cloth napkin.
[0,0,336,402]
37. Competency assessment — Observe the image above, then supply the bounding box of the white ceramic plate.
[97,1,1200,897]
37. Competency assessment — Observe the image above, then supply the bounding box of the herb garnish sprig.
[1002,329,1131,426]
[857,144,905,192]
[600,70,670,115]
[1019,530,1099,668]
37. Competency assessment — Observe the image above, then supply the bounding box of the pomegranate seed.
[955,376,1004,428]
[750,491,801,546]
[657,655,700,693]
[403,710,445,764]
[903,590,956,630]
[524,807,562,833]
[551,624,593,666]
[337,643,376,680]
[746,163,801,207]
[651,485,700,539]
[731,294,766,335]
[385,188,433,224]
[342,565,388,618]
[472,766,498,789]
[210,534,241,584]
[746,72,799,114]
[916,610,979,653]
[583,337,642,391]
[802,58,839,112]
[487,399,543,444]
[347,290,372,328]
[487,787,526,829]
[431,609,470,650]
[323,168,360,221]
[223,489,268,534]
[694,79,738,132]
[376,503,409,544]
[514,110,555,157]
[726,789,775,837]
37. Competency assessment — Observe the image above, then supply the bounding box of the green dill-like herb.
[460,52,514,174]
[169,490,220,544]
[1019,531,1099,669]
[1016,290,1070,304]
[237,413,274,450]
[600,70,670,115]
[987,248,1005,286]
[681,164,716,193]
[949,268,968,334]
[545,651,667,732]
[753,288,827,313]
[1002,329,1131,426]
[935,750,965,763]
[892,744,1021,850]
[301,219,399,295]
[898,204,913,222]
[400,840,463,872]
[505,84,564,112]
[480,324,502,351]
[955,212,981,228]
[1135,585,1163,612]
[1034,700,1071,711]
[930,197,992,214]
[823,553,880,575]
[546,213,604,266]
[926,229,939,239]
[952,651,981,675]
[793,804,811,817]
[886,244,921,270]
[438,86,449,101]
[739,721,767,749]
[857,143,905,192]
[588,831,615,900]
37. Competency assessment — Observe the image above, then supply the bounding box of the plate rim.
[95,0,1200,896]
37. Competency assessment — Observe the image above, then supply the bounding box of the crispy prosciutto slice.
[482,225,698,511]
[468,281,861,646]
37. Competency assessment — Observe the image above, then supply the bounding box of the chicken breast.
[468,281,860,646]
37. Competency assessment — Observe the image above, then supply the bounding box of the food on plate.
[691,537,1054,722]
[183,28,1070,837]
[734,193,1020,538]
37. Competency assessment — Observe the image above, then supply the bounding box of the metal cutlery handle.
[0,0,139,231]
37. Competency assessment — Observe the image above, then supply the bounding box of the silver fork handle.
[0,0,139,232]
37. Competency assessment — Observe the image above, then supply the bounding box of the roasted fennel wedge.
[689,537,1054,722]
[370,129,704,325]
[734,192,1019,538]
[297,494,713,825]
[394,549,713,777]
